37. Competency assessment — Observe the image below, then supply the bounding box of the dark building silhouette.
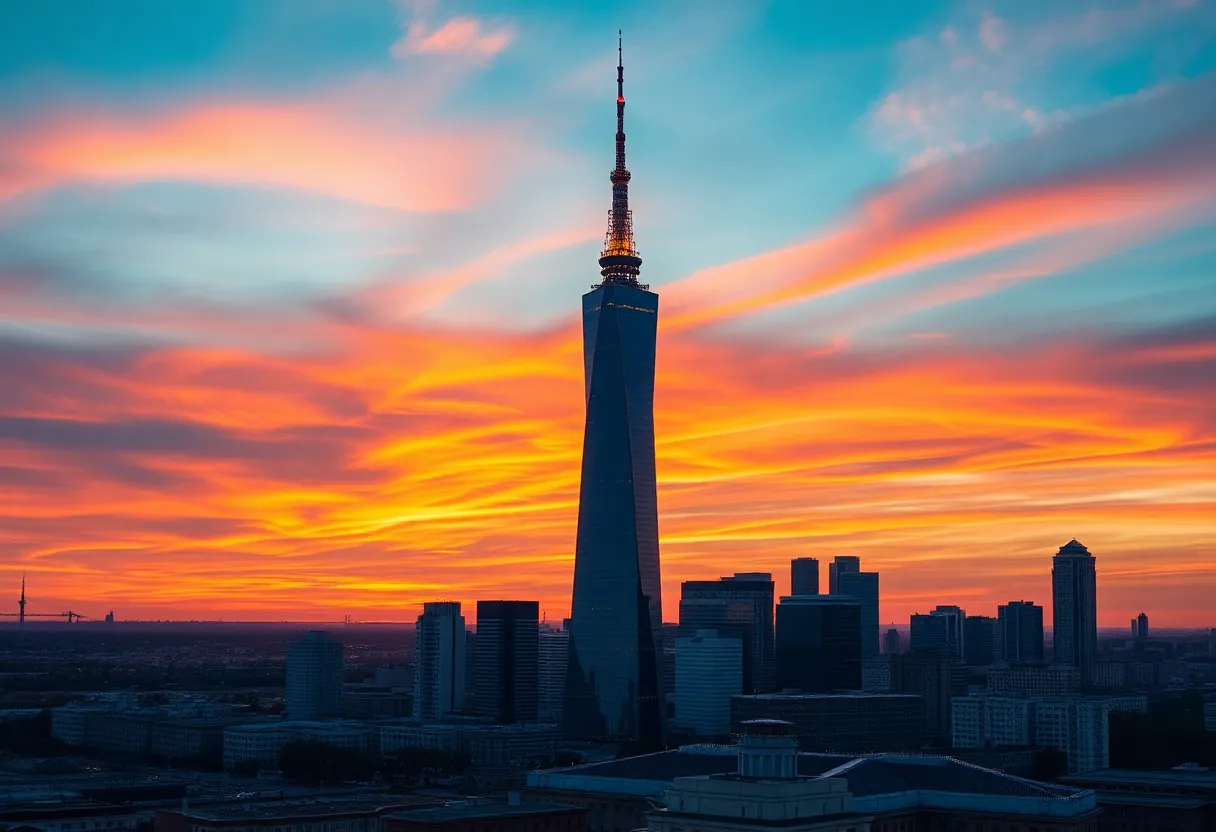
[998,600,1044,664]
[963,615,998,667]
[790,558,819,596]
[475,601,539,724]
[909,613,950,654]
[731,693,922,753]
[884,627,901,656]
[828,556,860,594]
[564,38,663,748]
[890,649,967,747]
[680,573,774,693]
[1052,539,1098,686]
[1135,611,1149,640]
[775,596,861,692]
[835,569,880,658]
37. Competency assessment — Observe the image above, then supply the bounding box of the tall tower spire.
[18,573,26,625]
[598,31,643,285]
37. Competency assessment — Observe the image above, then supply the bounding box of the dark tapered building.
[564,38,663,747]
[775,596,862,693]
[680,574,775,693]
[963,615,998,667]
[1051,539,1097,686]
[998,600,1044,664]
[790,558,820,596]
[475,601,539,724]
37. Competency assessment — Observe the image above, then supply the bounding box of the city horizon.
[2,2,1215,627]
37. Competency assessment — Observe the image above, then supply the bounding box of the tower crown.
[598,32,645,287]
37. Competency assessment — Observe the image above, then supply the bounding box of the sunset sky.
[1,0,1214,627]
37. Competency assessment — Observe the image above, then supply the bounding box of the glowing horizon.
[1,1,1214,628]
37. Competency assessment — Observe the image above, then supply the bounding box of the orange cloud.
[392,17,515,59]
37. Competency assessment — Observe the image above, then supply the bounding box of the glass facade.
[563,282,663,747]
[680,574,775,693]
[775,597,862,692]
[474,600,539,724]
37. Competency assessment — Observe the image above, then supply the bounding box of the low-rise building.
[155,797,440,832]
[377,722,559,771]
[1061,765,1216,832]
[384,801,586,832]
[987,664,1080,697]
[731,693,922,753]
[221,720,372,769]
[0,801,139,832]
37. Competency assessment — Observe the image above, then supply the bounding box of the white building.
[675,629,742,738]
[413,602,467,721]
[286,630,344,719]
[222,720,371,769]
[538,627,570,724]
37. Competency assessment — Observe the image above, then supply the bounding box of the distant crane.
[6,575,92,623]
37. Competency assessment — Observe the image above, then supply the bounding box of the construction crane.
[0,610,92,622]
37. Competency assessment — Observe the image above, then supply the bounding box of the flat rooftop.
[1061,768,1216,789]
[170,796,439,821]
[386,803,580,823]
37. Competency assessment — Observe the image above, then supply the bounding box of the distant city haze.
[1,2,1215,626]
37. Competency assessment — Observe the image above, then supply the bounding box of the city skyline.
[2,1,1215,626]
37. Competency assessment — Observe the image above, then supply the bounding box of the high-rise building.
[286,631,344,719]
[998,601,1044,664]
[414,601,467,721]
[963,615,998,667]
[538,626,569,724]
[775,596,861,692]
[680,573,775,693]
[1052,539,1098,686]
[1135,612,1149,640]
[828,556,860,595]
[884,627,901,656]
[674,629,742,738]
[790,558,819,596]
[564,39,664,748]
[474,601,539,724]
[836,570,880,658]
[931,605,966,658]
[910,613,950,654]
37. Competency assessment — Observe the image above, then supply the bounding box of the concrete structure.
[998,600,1045,664]
[285,630,343,719]
[538,626,570,724]
[564,40,664,748]
[987,663,1081,697]
[963,615,997,667]
[475,600,539,724]
[731,693,922,753]
[378,721,560,771]
[385,802,587,832]
[680,574,775,694]
[51,701,250,766]
[889,649,967,747]
[835,569,879,659]
[414,601,467,721]
[775,596,861,692]
[221,720,371,770]
[1053,539,1099,686]
[674,629,742,738]
[952,694,1148,773]
[526,730,1099,832]
[789,558,819,596]
[1061,765,1216,832]
[155,797,439,832]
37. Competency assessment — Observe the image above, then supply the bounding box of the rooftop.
[1061,767,1216,789]
[171,796,439,821]
[734,693,920,702]
[386,802,581,823]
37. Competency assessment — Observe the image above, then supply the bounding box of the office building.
[890,649,968,747]
[285,630,344,720]
[987,664,1080,697]
[909,612,950,653]
[731,693,921,752]
[1135,611,1149,640]
[827,555,859,595]
[963,615,998,667]
[931,605,966,657]
[1052,539,1098,686]
[538,626,569,724]
[674,629,742,738]
[836,569,880,658]
[526,724,1099,832]
[775,596,861,692]
[378,722,559,771]
[998,600,1044,664]
[883,627,900,656]
[564,45,663,747]
[790,557,819,596]
[384,803,587,832]
[474,601,539,724]
[679,573,775,693]
[414,601,467,721]
[222,720,372,769]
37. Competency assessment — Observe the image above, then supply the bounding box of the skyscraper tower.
[564,34,664,748]
[18,574,25,625]
[286,630,344,719]
[414,601,468,721]
[1051,539,1098,686]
